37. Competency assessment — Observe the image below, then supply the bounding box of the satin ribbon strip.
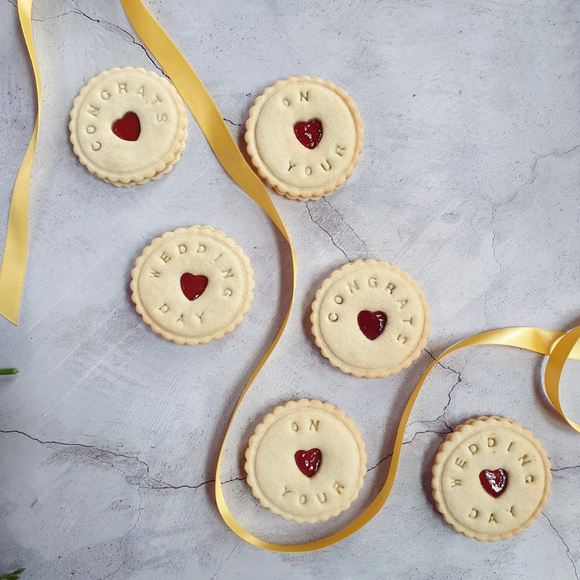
[0,0,41,325]
[545,325,580,431]
[216,325,580,553]
[226,325,580,553]
[120,1,579,553]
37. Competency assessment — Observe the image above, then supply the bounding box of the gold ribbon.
[0,0,41,325]
[10,0,578,554]
[221,326,580,552]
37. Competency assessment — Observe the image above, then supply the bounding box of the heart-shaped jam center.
[357,311,388,340]
[294,118,323,149]
[295,448,322,478]
[111,112,141,141]
[180,273,208,301]
[479,468,508,498]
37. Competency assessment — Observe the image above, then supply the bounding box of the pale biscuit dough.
[131,226,254,345]
[311,260,430,378]
[69,67,187,185]
[245,400,367,524]
[245,76,364,200]
[432,416,552,541]
[103,135,187,187]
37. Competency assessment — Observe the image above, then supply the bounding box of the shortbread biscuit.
[310,260,430,378]
[103,135,187,187]
[245,76,364,200]
[432,416,552,542]
[130,226,254,345]
[69,67,187,185]
[245,400,367,524]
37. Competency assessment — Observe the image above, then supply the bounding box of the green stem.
[0,368,19,375]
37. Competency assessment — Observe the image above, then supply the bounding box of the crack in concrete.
[437,377,461,432]
[1,426,247,579]
[483,144,580,326]
[0,429,243,491]
[530,144,580,176]
[542,512,579,580]
[491,144,580,215]
[424,348,461,378]
[0,429,167,487]
[147,475,246,491]
[128,486,143,536]
[306,202,349,262]
[223,118,243,128]
[71,1,168,77]
[322,198,369,259]
[5,0,167,77]
[484,202,503,328]
[0,427,150,580]
[305,198,368,262]
[421,348,463,431]
[366,428,449,474]
[551,464,580,473]
[366,452,394,474]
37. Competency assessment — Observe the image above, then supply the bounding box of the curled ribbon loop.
[0,0,41,325]
[545,325,580,431]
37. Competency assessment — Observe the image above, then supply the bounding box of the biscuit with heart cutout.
[69,67,187,186]
[130,226,254,345]
[245,399,367,523]
[245,76,363,200]
[310,260,430,378]
[432,416,551,541]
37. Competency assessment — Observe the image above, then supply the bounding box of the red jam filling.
[293,118,323,149]
[357,311,387,340]
[111,112,141,141]
[479,468,508,498]
[180,273,208,301]
[295,448,322,478]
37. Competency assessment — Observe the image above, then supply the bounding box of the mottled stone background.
[1,0,579,578]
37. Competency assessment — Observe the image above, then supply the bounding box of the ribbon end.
[0,308,19,326]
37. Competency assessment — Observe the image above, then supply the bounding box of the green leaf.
[0,568,25,579]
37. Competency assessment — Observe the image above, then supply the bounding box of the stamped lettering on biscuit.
[245,76,364,200]
[131,226,254,346]
[244,400,367,524]
[70,67,188,186]
[432,416,552,541]
[311,260,430,378]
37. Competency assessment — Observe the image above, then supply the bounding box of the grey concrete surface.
[1,1,579,578]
